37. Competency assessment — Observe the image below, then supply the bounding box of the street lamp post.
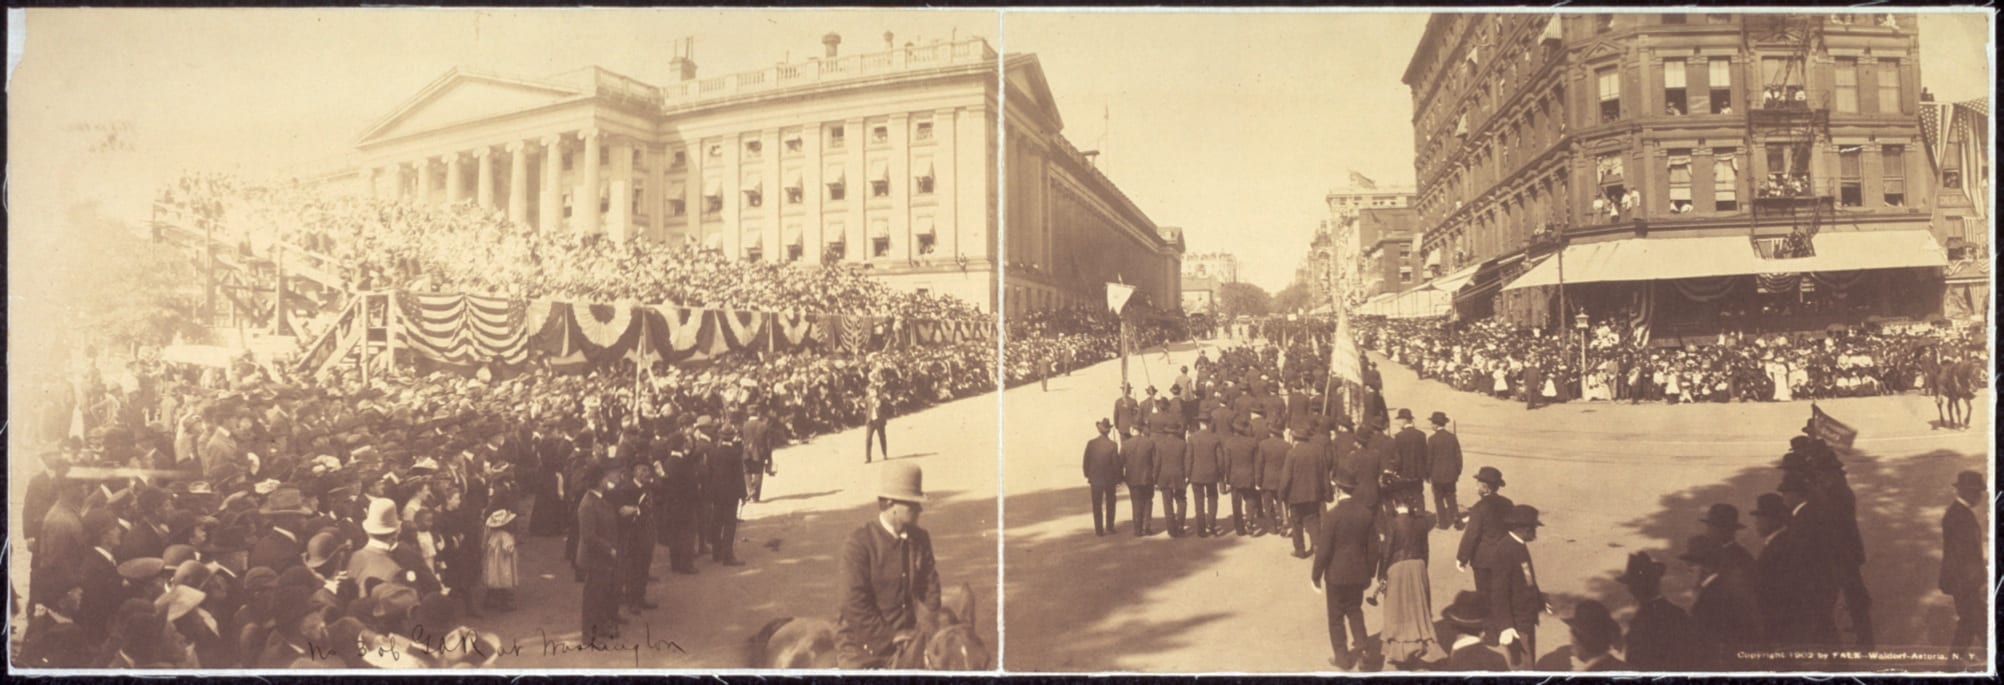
[1574,309,1590,372]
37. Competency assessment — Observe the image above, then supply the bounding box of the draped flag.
[397,293,532,366]
[1630,283,1654,348]
[1329,312,1363,384]
[1808,403,1858,448]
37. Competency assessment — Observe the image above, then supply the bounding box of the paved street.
[1003,338,1989,673]
[8,388,1000,670]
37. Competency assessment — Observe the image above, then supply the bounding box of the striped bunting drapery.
[389,290,986,371]
[397,293,532,365]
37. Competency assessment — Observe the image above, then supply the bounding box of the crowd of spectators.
[1357,315,1987,405]
[156,177,983,321]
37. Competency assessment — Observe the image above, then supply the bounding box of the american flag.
[1919,101,1952,165]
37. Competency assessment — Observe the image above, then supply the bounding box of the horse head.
[920,582,991,670]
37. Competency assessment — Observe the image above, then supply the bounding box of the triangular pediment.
[1581,40,1624,61]
[358,69,584,146]
[1005,55,1065,132]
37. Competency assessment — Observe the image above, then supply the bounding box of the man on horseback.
[836,462,941,669]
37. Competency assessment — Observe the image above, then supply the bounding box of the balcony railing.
[661,38,996,106]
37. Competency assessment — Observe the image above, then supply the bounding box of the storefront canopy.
[1425,262,1485,294]
[1387,287,1454,319]
[1503,230,1947,291]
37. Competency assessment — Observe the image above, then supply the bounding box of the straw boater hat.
[485,510,517,529]
[879,463,926,504]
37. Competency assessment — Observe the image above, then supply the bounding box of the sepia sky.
[7,8,1994,293]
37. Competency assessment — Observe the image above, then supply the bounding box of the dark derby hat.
[1699,503,1745,530]
[1473,466,1505,488]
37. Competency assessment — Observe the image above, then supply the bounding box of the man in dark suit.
[1312,471,1379,670]
[1437,592,1507,671]
[1388,409,1429,510]
[1279,423,1332,559]
[621,459,662,611]
[1616,551,1695,671]
[1121,426,1158,537]
[1425,412,1463,530]
[78,509,126,639]
[1941,470,1985,660]
[1256,420,1292,537]
[1153,422,1191,537]
[1286,384,1313,440]
[1681,534,1759,670]
[1521,362,1545,410]
[248,488,314,574]
[1774,475,1839,645]
[741,408,778,503]
[1563,600,1628,671]
[1490,505,1548,670]
[577,463,625,639]
[1224,418,1261,536]
[1186,415,1226,537]
[1137,386,1159,435]
[700,417,748,566]
[660,430,703,574]
[1458,466,1513,618]
[1749,491,1827,649]
[1113,384,1139,443]
[1342,422,1390,512]
[1081,419,1123,537]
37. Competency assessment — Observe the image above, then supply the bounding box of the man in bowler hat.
[1425,412,1462,530]
[1458,466,1513,632]
[1490,504,1548,670]
[1081,419,1122,537]
[1940,470,1985,661]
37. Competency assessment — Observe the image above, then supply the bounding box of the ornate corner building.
[1403,12,1959,340]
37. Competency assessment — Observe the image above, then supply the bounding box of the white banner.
[1106,282,1136,314]
[1329,313,1363,384]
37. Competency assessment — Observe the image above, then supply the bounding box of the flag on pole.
[1807,403,1858,449]
[1329,312,1363,384]
[1107,282,1136,314]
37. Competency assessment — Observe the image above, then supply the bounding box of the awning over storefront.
[1357,292,1397,317]
[1426,262,1484,294]
[1503,231,1947,291]
[1387,287,1453,319]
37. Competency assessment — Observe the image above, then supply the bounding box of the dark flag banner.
[1808,403,1858,448]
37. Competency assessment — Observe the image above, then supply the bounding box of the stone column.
[607,136,633,244]
[475,148,496,209]
[508,142,530,225]
[367,167,382,199]
[540,134,564,231]
[845,117,867,262]
[415,158,435,206]
[578,129,603,235]
[390,164,408,202]
[889,112,911,261]
[935,106,959,260]
[445,153,466,205]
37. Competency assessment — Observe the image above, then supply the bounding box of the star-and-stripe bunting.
[388,289,988,370]
[396,293,531,366]
[1918,100,1953,164]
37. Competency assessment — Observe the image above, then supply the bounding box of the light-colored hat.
[485,510,518,529]
[878,462,926,504]
[154,584,208,623]
[362,497,402,536]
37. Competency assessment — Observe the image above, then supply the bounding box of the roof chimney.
[668,36,698,82]
[822,32,841,58]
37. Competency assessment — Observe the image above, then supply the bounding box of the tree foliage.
[1273,282,1316,314]
[61,202,208,349]
[1217,282,1274,318]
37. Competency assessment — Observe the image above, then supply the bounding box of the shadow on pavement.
[502,487,997,668]
[1003,484,1237,671]
[1571,446,1981,669]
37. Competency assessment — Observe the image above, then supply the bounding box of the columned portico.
[608,135,634,244]
[508,142,530,225]
[415,158,435,205]
[475,148,496,209]
[578,129,603,235]
[445,153,466,205]
[540,134,564,232]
